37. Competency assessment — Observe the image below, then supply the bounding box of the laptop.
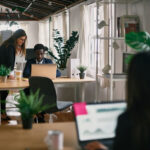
[31,64,57,79]
[73,101,126,150]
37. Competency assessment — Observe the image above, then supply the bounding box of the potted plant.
[48,29,79,70]
[0,65,11,82]
[77,65,87,79]
[14,90,51,129]
[125,31,150,64]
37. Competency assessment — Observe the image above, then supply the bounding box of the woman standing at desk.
[0,29,27,120]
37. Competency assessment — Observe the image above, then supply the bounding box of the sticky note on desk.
[73,102,87,116]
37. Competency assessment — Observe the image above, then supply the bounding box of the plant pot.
[59,68,68,77]
[79,73,85,79]
[0,76,7,83]
[22,117,33,129]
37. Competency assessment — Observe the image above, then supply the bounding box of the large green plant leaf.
[48,29,79,69]
[13,90,53,119]
[125,32,150,51]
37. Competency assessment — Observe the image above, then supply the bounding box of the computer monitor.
[73,101,126,148]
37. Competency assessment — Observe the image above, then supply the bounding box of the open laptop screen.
[73,102,126,142]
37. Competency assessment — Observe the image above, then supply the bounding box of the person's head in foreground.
[127,51,150,111]
[126,51,150,150]
[85,51,150,150]
[34,43,47,62]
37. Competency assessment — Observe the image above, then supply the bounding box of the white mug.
[45,130,64,150]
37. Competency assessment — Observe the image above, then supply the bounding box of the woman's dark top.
[113,111,150,150]
[113,111,132,150]
[0,44,15,70]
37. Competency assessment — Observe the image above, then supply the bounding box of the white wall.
[113,0,150,100]
[24,21,39,48]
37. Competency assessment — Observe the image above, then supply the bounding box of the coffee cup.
[15,70,22,80]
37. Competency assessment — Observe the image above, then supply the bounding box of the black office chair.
[29,76,73,114]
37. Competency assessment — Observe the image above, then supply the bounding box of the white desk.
[97,74,126,101]
[53,77,95,102]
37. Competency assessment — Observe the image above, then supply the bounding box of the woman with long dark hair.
[0,29,27,120]
[85,51,150,150]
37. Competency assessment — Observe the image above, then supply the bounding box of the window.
[50,11,69,56]
[53,14,63,35]
[38,19,49,47]
[81,2,115,77]
[85,3,106,76]
[52,11,69,40]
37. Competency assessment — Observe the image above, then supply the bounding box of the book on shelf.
[117,15,140,37]
[124,23,139,34]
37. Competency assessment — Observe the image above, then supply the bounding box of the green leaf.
[125,32,150,51]
[77,65,87,73]
[12,89,53,119]
[48,29,79,69]
[0,65,11,76]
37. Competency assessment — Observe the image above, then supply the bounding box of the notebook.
[31,64,57,79]
[73,101,126,149]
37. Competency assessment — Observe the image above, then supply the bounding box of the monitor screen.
[73,102,126,141]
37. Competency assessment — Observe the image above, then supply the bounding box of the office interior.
[1,0,149,102]
[0,0,150,149]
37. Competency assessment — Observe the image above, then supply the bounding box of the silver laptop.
[73,101,126,149]
[31,64,57,79]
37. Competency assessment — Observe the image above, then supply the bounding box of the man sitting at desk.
[23,43,61,78]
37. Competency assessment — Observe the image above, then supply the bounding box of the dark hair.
[12,29,26,39]
[127,51,150,150]
[2,29,27,55]
[34,44,47,51]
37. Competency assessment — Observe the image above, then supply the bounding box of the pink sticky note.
[73,102,87,116]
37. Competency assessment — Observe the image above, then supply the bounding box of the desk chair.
[29,76,73,122]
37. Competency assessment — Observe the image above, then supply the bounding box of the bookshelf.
[96,0,140,101]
